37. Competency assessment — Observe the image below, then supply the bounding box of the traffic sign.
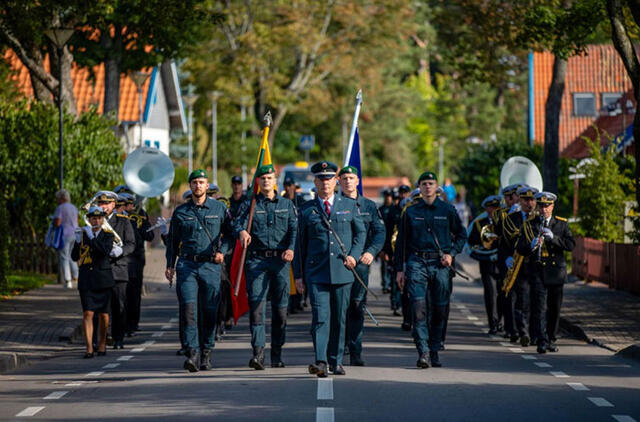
[299,135,315,151]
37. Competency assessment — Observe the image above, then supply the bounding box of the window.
[573,93,596,117]
[602,92,622,107]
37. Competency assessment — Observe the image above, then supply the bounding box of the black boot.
[271,347,285,368]
[183,349,200,373]
[350,354,365,366]
[249,347,265,370]
[429,351,442,367]
[200,349,212,370]
[416,353,430,369]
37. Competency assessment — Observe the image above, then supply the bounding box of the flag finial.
[263,111,273,127]
[356,89,363,105]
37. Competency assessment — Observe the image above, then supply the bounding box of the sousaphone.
[500,156,543,191]
[123,147,175,197]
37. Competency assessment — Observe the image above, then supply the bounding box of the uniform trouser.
[513,274,530,337]
[245,256,290,351]
[407,256,452,354]
[401,284,411,326]
[126,259,144,332]
[310,282,352,366]
[219,254,234,326]
[390,269,402,310]
[528,270,547,344]
[347,263,369,356]
[441,276,453,343]
[546,284,563,342]
[479,260,499,329]
[176,260,221,352]
[111,282,128,342]
[381,259,391,290]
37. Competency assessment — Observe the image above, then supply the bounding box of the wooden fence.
[10,231,58,274]
[571,237,640,295]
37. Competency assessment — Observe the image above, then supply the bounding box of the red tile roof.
[533,45,632,154]
[4,49,150,122]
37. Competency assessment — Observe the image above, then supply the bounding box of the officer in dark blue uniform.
[338,166,386,366]
[395,171,467,368]
[235,164,298,370]
[165,169,233,372]
[294,161,366,377]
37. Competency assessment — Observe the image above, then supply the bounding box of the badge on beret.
[417,171,437,184]
[255,164,275,178]
[189,169,208,182]
[338,166,358,176]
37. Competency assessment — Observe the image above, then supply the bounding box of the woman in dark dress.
[72,206,120,358]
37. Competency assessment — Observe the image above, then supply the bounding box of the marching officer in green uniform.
[516,191,575,353]
[165,169,233,373]
[338,166,386,366]
[294,161,366,377]
[395,172,467,368]
[235,164,298,370]
[378,189,394,293]
[282,176,307,314]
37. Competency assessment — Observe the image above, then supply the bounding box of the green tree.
[578,138,632,242]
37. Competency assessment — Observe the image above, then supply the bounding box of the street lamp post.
[207,91,222,184]
[44,27,74,189]
[240,96,249,188]
[182,91,199,173]
[130,71,150,150]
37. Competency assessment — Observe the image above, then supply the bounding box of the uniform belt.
[411,251,440,260]
[249,249,283,258]
[180,254,216,263]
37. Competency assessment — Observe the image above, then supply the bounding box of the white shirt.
[317,194,335,211]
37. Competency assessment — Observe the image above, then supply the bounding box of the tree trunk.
[607,0,640,205]
[60,46,77,116]
[28,46,53,104]
[543,56,567,194]
[101,26,122,120]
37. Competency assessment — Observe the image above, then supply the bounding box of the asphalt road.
[1,264,639,422]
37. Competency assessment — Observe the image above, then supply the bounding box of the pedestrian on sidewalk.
[53,189,79,289]
[72,206,118,358]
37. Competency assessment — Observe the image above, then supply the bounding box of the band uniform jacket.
[293,196,366,285]
[108,212,136,282]
[516,215,575,286]
[72,230,116,290]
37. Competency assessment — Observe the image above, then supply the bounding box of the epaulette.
[507,209,519,216]
[116,214,131,219]
[555,216,567,222]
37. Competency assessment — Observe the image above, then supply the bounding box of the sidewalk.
[0,247,167,373]
[456,253,640,360]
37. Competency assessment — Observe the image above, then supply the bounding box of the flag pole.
[344,90,363,166]
[234,111,272,297]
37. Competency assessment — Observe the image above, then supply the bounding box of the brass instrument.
[480,223,498,250]
[80,192,124,248]
[502,209,539,295]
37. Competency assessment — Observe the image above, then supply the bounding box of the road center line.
[161,325,172,330]
[467,316,479,321]
[316,407,335,422]
[588,397,614,407]
[142,341,156,347]
[473,321,485,326]
[152,332,164,337]
[15,406,45,417]
[508,348,524,353]
[521,355,537,360]
[317,378,334,400]
[500,342,512,347]
[567,382,589,391]
[612,415,637,422]
[550,371,570,378]
[102,363,120,369]
[169,318,178,323]
[43,391,68,400]
[117,355,134,361]
[64,382,83,387]
[131,347,145,353]
[534,362,552,368]
[85,371,104,377]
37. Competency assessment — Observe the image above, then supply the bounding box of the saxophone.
[502,209,539,296]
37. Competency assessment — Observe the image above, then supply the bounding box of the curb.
[0,351,29,373]
[559,316,627,354]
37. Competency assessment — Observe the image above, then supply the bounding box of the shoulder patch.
[555,216,567,222]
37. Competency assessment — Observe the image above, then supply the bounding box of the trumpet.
[81,192,123,248]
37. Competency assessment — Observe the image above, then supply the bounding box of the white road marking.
[317,378,334,400]
[587,397,614,407]
[456,304,467,309]
[473,321,485,326]
[567,382,589,391]
[534,362,552,368]
[102,363,120,369]
[508,348,524,353]
[142,341,155,347]
[612,415,637,422]
[500,342,512,347]
[85,371,104,377]
[169,318,178,323]
[316,407,335,422]
[131,347,145,353]
[117,355,134,361]
[550,371,570,378]
[521,355,537,360]
[44,391,68,400]
[15,406,45,417]
[152,332,164,337]
[161,325,172,330]
[467,316,479,321]
[64,382,83,387]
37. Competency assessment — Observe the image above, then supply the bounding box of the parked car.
[277,161,315,201]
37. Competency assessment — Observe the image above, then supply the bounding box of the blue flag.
[344,126,363,196]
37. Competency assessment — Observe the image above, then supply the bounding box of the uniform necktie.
[544,218,549,228]
[324,200,331,216]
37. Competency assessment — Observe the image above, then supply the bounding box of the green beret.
[338,166,358,177]
[188,169,208,182]
[255,164,275,178]
[417,171,437,184]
